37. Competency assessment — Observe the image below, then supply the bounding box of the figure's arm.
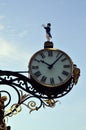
[42,24,45,27]
[42,24,46,28]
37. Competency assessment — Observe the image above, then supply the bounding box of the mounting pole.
[0,92,5,130]
[0,93,11,130]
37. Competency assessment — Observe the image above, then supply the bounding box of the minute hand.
[49,54,63,69]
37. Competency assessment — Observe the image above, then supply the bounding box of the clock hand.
[40,60,51,66]
[48,53,63,69]
[34,59,51,67]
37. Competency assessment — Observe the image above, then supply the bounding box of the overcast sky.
[0,0,86,130]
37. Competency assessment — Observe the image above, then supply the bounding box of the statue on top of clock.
[42,23,52,41]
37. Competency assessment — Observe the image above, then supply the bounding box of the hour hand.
[40,60,50,66]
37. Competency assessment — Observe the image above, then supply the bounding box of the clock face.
[29,49,73,87]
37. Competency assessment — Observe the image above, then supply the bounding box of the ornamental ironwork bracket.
[0,68,80,130]
[0,69,74,114]
[0,70,61,116]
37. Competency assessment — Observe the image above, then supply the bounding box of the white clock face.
[29,49,73,87]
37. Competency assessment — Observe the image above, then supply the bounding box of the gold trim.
[73,65,80,85]
[28,48,73,88]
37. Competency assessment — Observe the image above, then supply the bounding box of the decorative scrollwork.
[23,100,38,113]
[43,99,61,107]
[5,104,22,117]
[3,90,60,116]
[0,70,75,99]
[0,70,75,117]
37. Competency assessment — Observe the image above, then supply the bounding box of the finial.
[44,41,53,48]
[42,23,52,41]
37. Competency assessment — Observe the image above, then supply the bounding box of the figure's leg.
[46,33,50,41]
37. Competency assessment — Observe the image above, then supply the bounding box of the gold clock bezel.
[29,48,73,88]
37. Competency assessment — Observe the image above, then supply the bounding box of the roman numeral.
[40,53,45,58]
[58,76,63,82]
[48,50,53,57]
[32,66,39,69]
[56,53,64,62]
[63,65,70,68]
[34,59,40,62]
[41,76,47,82]
[34,71,41,77]
[61,58,67,62]
[50,78,55,85]
[62,71,69,76]
[56,52,61,58]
